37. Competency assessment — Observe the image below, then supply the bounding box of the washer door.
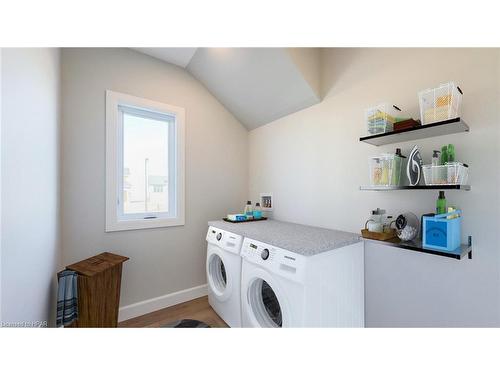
[245,270,289,328]
[206,246,232,302]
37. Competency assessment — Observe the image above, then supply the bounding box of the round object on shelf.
[395,212,419,241]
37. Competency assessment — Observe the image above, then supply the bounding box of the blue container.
[422,210,461,252]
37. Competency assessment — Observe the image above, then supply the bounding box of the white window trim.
[116,105,177,222]
[105,90,185,232]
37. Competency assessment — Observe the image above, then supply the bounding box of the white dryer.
[206,226,243,327]
[240,237,364,328]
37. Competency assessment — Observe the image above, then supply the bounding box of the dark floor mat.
[161,319,210,328]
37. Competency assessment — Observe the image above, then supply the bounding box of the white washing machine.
[206,226,243,327]
[240,237,364,328]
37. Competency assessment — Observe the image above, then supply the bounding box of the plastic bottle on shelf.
[440,145,448,165]
[253,203,262,219]
[432,150,440,184]
[436,191,447,214]
[447,144,455,163]
[244,201,253,219]
[432,150,440,167]
[395,148,405,158]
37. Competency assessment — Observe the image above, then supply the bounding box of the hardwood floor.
[118,296,229,328]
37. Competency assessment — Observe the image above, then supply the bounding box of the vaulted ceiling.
[134,48,197,68]
[133,48,322,130]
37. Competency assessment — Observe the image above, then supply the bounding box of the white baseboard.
[118,284,208,322]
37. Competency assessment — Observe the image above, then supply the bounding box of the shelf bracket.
[468,235,472,259]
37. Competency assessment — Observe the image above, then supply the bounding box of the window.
[106,90,185,231]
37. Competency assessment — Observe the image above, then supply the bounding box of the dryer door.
[206,245,232,302]
[244,268,291,328]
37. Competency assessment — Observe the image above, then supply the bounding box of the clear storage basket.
[422,162,469,185]
[418,82,463,125]
[365,103,403,135]
[368,154,404,187]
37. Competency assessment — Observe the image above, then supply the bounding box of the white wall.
[1,48,61,326]
[249,48,500,327]
[60,48,248,311]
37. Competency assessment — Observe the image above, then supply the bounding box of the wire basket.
[422,162,469,185]
[365,104,403,135]
[418,82,463,125]
[368,154,404,187]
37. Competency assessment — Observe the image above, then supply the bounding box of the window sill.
[105,216,185,232]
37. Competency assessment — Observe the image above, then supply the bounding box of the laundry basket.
[65,252,129,327]
[418,82,463,125]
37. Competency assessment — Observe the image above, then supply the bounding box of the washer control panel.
[245,242,276,262]
[206,226,243,255]
[241,238,306,283]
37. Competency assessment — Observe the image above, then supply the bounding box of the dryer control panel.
[241,238,306,283]
[206,226,243,255]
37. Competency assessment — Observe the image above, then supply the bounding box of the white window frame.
[105,90,185,232]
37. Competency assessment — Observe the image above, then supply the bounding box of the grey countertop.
[208,219,361,257]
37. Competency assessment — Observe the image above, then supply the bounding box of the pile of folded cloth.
[367,110,396,134]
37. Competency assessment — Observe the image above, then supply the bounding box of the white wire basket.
[418,82,463,125]
[365,103,403,135]
[368,154,404,187]
[422,162,469,185]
